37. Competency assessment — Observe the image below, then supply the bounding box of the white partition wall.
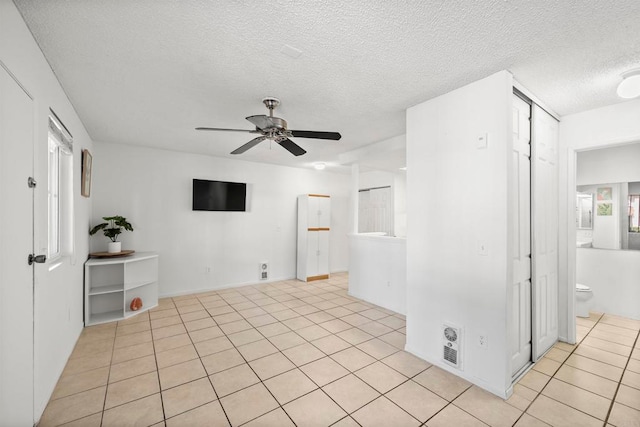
[406,71,560,398]
[406,71,514,397]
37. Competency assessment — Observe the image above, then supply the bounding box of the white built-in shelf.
[125,280,156,291]
[84,252,159,326]
[88,310,124,325]
[88,284,123,296]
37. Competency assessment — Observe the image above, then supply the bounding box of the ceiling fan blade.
[277,138,307,156]
[246,115,276,130]
[289,130,342,140]
[231,136,266,155]
[196,127,259,133]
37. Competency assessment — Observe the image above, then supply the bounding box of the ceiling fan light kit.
[196,97,341,156]
[617,69,640,99]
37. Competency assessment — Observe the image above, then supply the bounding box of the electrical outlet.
[478,334,488,349]
[205,266,211,274]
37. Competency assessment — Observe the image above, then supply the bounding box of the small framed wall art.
[81,149,92,197]
[597,186,612,201]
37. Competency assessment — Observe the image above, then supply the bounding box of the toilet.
[576,283,593,318]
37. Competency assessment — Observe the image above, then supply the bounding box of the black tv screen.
[192,179,246,212]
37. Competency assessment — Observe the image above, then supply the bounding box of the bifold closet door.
[305,230,329,278]
[531,104,559,360]
[306,231,319,277]
[511,94,533,376]
[318,230,330,275]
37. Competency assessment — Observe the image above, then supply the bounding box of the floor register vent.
[442,323,462,369]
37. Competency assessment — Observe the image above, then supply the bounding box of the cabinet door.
[317,230,330,275]
[307,196,319,228]
[306,230,319,277]
[317,197,331,228]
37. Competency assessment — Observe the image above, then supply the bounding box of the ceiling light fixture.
[617,69,640,99]
[314,162,326,170]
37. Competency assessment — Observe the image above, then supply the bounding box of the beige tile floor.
[38,274,640,426]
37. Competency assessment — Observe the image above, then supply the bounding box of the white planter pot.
[108,241,122,253]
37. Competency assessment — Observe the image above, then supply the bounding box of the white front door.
[0,64,35,426]
[531,104,559,359]
[511,94,532,376]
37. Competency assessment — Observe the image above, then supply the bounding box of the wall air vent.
[259,262,269,280]
[442,323,462,369]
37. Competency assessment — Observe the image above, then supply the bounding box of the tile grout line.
[516,314,640,425]
[603,324,640,426]
[145,311,168,426]
[508,314,601,426]
[176,300,235,427]
[52,276,419,426]
[207,280,408,426]
[197,284,329,426]
[101,324,117,426]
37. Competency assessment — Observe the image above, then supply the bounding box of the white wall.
[348,235,406,314]
[406,71,513,397]
[577,142,640,185]
[576,248,640,320]
[560,98,640,332]
[91,142,350,296]
[0,0,93,420]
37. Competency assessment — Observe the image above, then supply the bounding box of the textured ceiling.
[13,0,640,171]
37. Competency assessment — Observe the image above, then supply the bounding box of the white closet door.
[358,187,392,235]
[532,104,559,360]
[307,196,319,228]
[318,230,330,275]
[306,231,319,277]
[317,197,331,228]
[511,94,533,376]
[358,191,371,232]
[370,187,392,235]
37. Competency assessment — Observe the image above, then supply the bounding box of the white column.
[349,163,359,234]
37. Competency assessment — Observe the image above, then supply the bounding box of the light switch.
[477,240,489,256]
[476,133,488,149]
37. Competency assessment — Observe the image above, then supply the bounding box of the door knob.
[28,254,47,265]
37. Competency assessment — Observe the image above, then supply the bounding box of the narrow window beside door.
[47,113,73,260]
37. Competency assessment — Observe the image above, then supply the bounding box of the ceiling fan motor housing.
[262,97,280,111]
[264,117,287,132]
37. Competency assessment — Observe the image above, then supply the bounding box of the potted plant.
[89,215,134,253]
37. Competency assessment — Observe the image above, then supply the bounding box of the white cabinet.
[84,252,158,325]
[297,194,330,281]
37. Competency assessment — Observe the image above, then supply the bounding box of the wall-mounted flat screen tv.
[192,179,247,212]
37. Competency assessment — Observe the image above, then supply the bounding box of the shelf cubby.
[85,252,158,326]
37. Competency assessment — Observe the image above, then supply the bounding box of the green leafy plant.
[89,215,134,242]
